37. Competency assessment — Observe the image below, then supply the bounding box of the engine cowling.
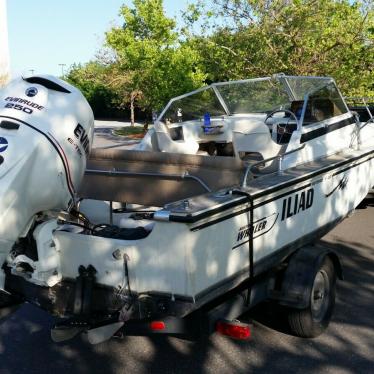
[0,75,94,288]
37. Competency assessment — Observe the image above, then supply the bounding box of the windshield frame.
[156,74,337,125]
[298,80,350,130]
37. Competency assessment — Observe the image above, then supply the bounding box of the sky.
[6,0,191,77]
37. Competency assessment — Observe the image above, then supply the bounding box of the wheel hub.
[311,270,330,322]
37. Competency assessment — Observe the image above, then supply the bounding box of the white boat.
[0,74,373,343]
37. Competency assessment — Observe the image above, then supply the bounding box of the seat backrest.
[135,127,160,151]
[233,131,282,160]
[290,100,304,119]
[312,98,334,121]
[154,122,199,154]
[231,119,282,160]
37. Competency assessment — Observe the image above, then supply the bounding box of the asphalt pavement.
[92,120,143,150]
[0,126,373,373]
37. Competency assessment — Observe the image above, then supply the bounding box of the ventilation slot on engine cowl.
[23,77,71,93]
[0,121,20,130]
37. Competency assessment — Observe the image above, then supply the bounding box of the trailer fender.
[274,245,343,309]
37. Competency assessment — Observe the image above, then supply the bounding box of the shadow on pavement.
[356,197,374,209]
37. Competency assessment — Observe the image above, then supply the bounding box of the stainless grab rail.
[242,143,306,188]
[85,169,212,192]
[359,117,374,130]
[354,117,374,150]
[345,96,373,120]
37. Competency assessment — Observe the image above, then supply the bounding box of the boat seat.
[154,122,199,155]
[79,149,245,207]
[232,119,283,161]
[312,98,335,121]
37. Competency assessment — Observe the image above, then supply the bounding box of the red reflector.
[216,321,251,340]
[150,321,166,331]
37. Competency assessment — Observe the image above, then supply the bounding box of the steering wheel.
[265,109,300,144]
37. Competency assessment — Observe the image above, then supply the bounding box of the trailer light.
[150,321,166,331]
[216,321,251,340]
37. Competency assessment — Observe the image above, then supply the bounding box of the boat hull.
[53,146,374,304]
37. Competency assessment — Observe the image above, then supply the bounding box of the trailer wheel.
[0,291,22,323]
[287,257,336,338]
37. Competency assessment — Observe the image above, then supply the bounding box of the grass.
[113,125,149,138]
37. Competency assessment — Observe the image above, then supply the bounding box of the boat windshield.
[158,75,334,124]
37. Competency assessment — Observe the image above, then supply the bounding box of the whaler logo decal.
[325,175,348,198]
[232,213,278,250]
[281,187,314,221]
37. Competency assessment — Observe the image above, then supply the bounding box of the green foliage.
[65,62,118,118]
[66,0,373,119]
[183,0,374,96]
[114,126,147,137]
[105,0,206,111]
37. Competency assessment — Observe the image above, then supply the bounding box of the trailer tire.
[287,257,336,338]
[0,291,22,323]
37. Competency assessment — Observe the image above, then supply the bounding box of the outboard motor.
[0,75,94,289]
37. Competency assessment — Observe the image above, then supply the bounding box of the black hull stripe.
[254,148,374,200]
[256,152,374,209]
[187,151,374,230]
[300,116,356,143]
[172,148,374,226]
[0,115,75,199]
[190,182,315,231]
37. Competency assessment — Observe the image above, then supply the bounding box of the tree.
[65,0,373,119]
[183,0,374,96]
[65,62,119,118]
[105,0,206,125]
